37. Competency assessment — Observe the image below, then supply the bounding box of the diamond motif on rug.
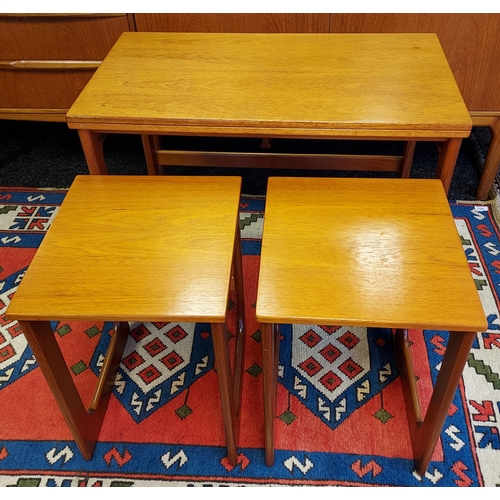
[292,325,369,402]
[281,324,398,428]
[90,321,214,422]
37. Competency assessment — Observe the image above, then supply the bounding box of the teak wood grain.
[0,14,131,118]
[66,32,470,139]
[0,14,130,60]
[134,13,330,33]
[256,178,486,332]
[7,175,242,323]
[329,13,500,112]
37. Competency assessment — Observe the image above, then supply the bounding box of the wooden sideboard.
[0,14,132,121]
[1,13,499,198]
[133,13,330,33]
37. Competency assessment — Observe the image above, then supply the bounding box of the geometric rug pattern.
[1,187,499,486]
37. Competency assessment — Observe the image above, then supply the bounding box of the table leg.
[88,322,130,413]
[262,321,280,466]
[396,329,476,477]
[435,137,462,195]
[231,223,246,420]
[78,130,108,175]
[211,322,239,465]
[400,141,416,178]
[18,320,107,460]
[141,134,161,175]
[475,117,500,200]
[261,138,272,149]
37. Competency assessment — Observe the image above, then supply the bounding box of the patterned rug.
[1,187,500,487]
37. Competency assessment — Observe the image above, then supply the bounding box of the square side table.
[256,177,487,475]
[7,175,246,465]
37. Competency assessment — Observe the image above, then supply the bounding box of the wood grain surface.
[256,177,486,331]
[66,32,471,139]
[7,175,242,323]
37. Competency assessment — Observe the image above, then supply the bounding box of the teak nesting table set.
[7,32,487,476]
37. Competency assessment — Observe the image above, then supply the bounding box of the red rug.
[0,188,499,486]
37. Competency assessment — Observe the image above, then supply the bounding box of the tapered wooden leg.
[396,329,476,476]
[261,138,272,149]
[88,322,130,414]
[211,322,239,465]
[141,134,161,175]
[400,141,416,178]
[273,324,281,423]
[78,130,108,175]
[476,117,500,200]
[395,329,423,426]
[18,320,106,460]
[231,223,246,419]
[435,138,462,194]
[262,322,279,466]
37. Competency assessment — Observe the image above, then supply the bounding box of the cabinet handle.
[0,14,126,18]
[0,60,101,70]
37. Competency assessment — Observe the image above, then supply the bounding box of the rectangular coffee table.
[256,177,487,475]
[6,175,246,464]
[66,32,471,193]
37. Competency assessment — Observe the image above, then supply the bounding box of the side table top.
[256,177,487,332]
[7,175,242,323]
[66,32,471,139]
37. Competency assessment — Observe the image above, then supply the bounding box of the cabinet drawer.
[0,14,130,60]
[0,14,131,119]
[0,68,96,110]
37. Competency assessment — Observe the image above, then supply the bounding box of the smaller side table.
[7,175,246,465]
[256,177,486,476]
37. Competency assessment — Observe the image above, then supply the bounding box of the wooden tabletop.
[7,175,241,323]
[66,32,471,139]
[256,177,487,332]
